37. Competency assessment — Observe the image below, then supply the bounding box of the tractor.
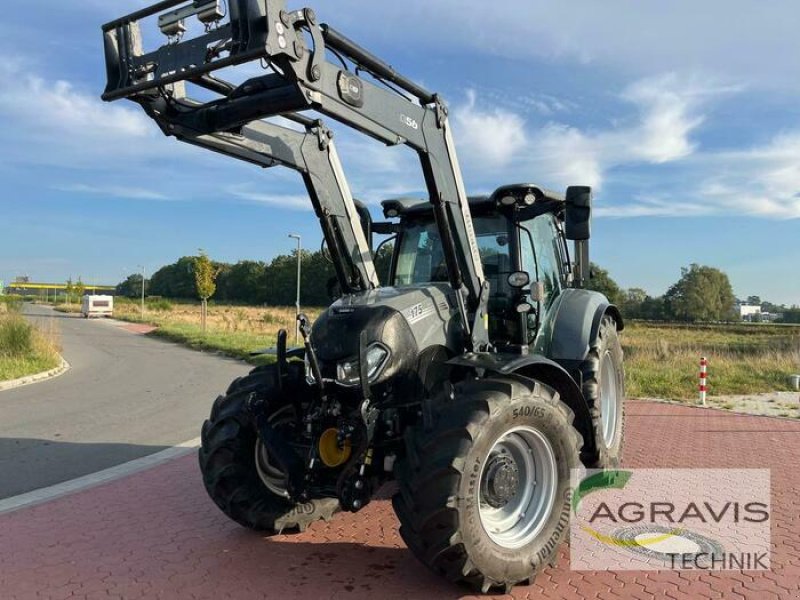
[101,0,624,592]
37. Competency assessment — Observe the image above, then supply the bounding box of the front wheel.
[581,315,625,468]
[393,375,581,593]
[198,364,339,533]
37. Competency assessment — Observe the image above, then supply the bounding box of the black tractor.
[101,0,624,592]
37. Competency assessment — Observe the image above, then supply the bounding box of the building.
[738,304,762,321]
[4,282,116,297]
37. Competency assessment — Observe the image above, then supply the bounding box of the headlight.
[336,343,390,387]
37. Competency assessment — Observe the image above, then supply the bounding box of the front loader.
[101,0,625,592]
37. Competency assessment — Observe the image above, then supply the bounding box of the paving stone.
[0,401,797,599]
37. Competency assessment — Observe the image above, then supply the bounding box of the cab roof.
[381,184,565,219]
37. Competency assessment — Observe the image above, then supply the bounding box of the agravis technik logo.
[570,469,771,571]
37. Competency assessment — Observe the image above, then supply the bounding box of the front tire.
[393,375,581,593]
[199,364,339,532]
[581,315,625,468]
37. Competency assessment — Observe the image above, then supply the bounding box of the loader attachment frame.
[101,0,489,350]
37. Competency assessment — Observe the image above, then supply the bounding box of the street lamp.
[137,265,146,319]
[288,234,301,344]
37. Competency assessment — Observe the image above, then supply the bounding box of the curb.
[633,395,800,421]
[0,437,200,515]
[0,356,70,392]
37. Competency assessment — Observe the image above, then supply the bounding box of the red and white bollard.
[699,357,708,406]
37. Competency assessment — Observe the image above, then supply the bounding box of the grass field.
[54,298,800,400]
[0,299,62,381]
[623,321,800,400]
[104,298,322,363]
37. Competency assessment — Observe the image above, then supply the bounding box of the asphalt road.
[0,304,249,499]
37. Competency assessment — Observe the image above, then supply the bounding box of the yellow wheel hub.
[318,427,351,467]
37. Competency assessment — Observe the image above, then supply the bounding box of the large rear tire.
[581,315,625,468]
[393,375,581,593]
[199,364,339,532]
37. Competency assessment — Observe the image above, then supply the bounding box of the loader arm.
[101,0,489,350]
[140,92,378,293]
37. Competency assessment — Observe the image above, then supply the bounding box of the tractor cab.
[380,184,580,353]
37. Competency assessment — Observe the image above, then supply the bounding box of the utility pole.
[288,234,301,344]
[137,265,146,319]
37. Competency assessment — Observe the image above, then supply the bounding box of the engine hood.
[311,284,459,373]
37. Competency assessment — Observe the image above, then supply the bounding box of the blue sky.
[2,1,799,304]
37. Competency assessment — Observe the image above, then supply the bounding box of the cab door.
[518,213,564,342]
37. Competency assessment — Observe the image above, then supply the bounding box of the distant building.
[738,304,762,321]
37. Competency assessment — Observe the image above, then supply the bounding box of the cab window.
[394,216,511,290]
[519,213,563,310]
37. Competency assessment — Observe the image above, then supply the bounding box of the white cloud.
[0,62,170,169]
[443,76,800,220]
[595,197,716,218]
[697,133,800,219]
[592,131,800,219]
[332,1,800,91]
[621,74,709,163]
[453,90,527,168]
[226,186,313,211]
[0,61,149,136]
[449,74,713,192]
[54,184,171,201]
[333,127,427,201]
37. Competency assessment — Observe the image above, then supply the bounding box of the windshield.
[394,215,512,287]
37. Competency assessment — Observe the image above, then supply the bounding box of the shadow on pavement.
[0,437,173,499]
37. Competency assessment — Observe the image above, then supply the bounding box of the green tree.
[116,273,148,299]
[639,295,668,321]
[664,264,737,322]
[263,250,338,307]
[618,287,646,318]
[761,300,785,314]
[194,250,219,334]
[224,260,268,304]
[65,278,74,304]
[746,295,762,306]
[75,277,86,300]
[779,307,800,324]
[586,263,623,305]
[148,256,199,298]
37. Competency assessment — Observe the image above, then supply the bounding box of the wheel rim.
[254,406,292,498]
[478,426,558,549]
[600,351,620,447]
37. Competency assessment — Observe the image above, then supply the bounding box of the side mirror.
[565,186,592,241]
[529,281,545,303]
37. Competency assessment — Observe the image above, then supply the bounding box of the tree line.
[117,252,798,324]
[116,245,394,307]
[587,262,800,323]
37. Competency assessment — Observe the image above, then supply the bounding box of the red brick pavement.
[1,401,798,599]
[119,323,158,335]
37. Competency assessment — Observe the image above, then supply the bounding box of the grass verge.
[67,299,322,365]
[623,321,800,400]
[0,301,62,381]
[52,299,800,399]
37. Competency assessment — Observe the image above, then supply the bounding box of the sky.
[1,1,799,305]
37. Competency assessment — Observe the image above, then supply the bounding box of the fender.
[447,352,595,458]
[536,288,623,363]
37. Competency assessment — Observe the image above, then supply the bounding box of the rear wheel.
[581,315,625,468]
[199,364,339,532]
[393,375,581,592]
